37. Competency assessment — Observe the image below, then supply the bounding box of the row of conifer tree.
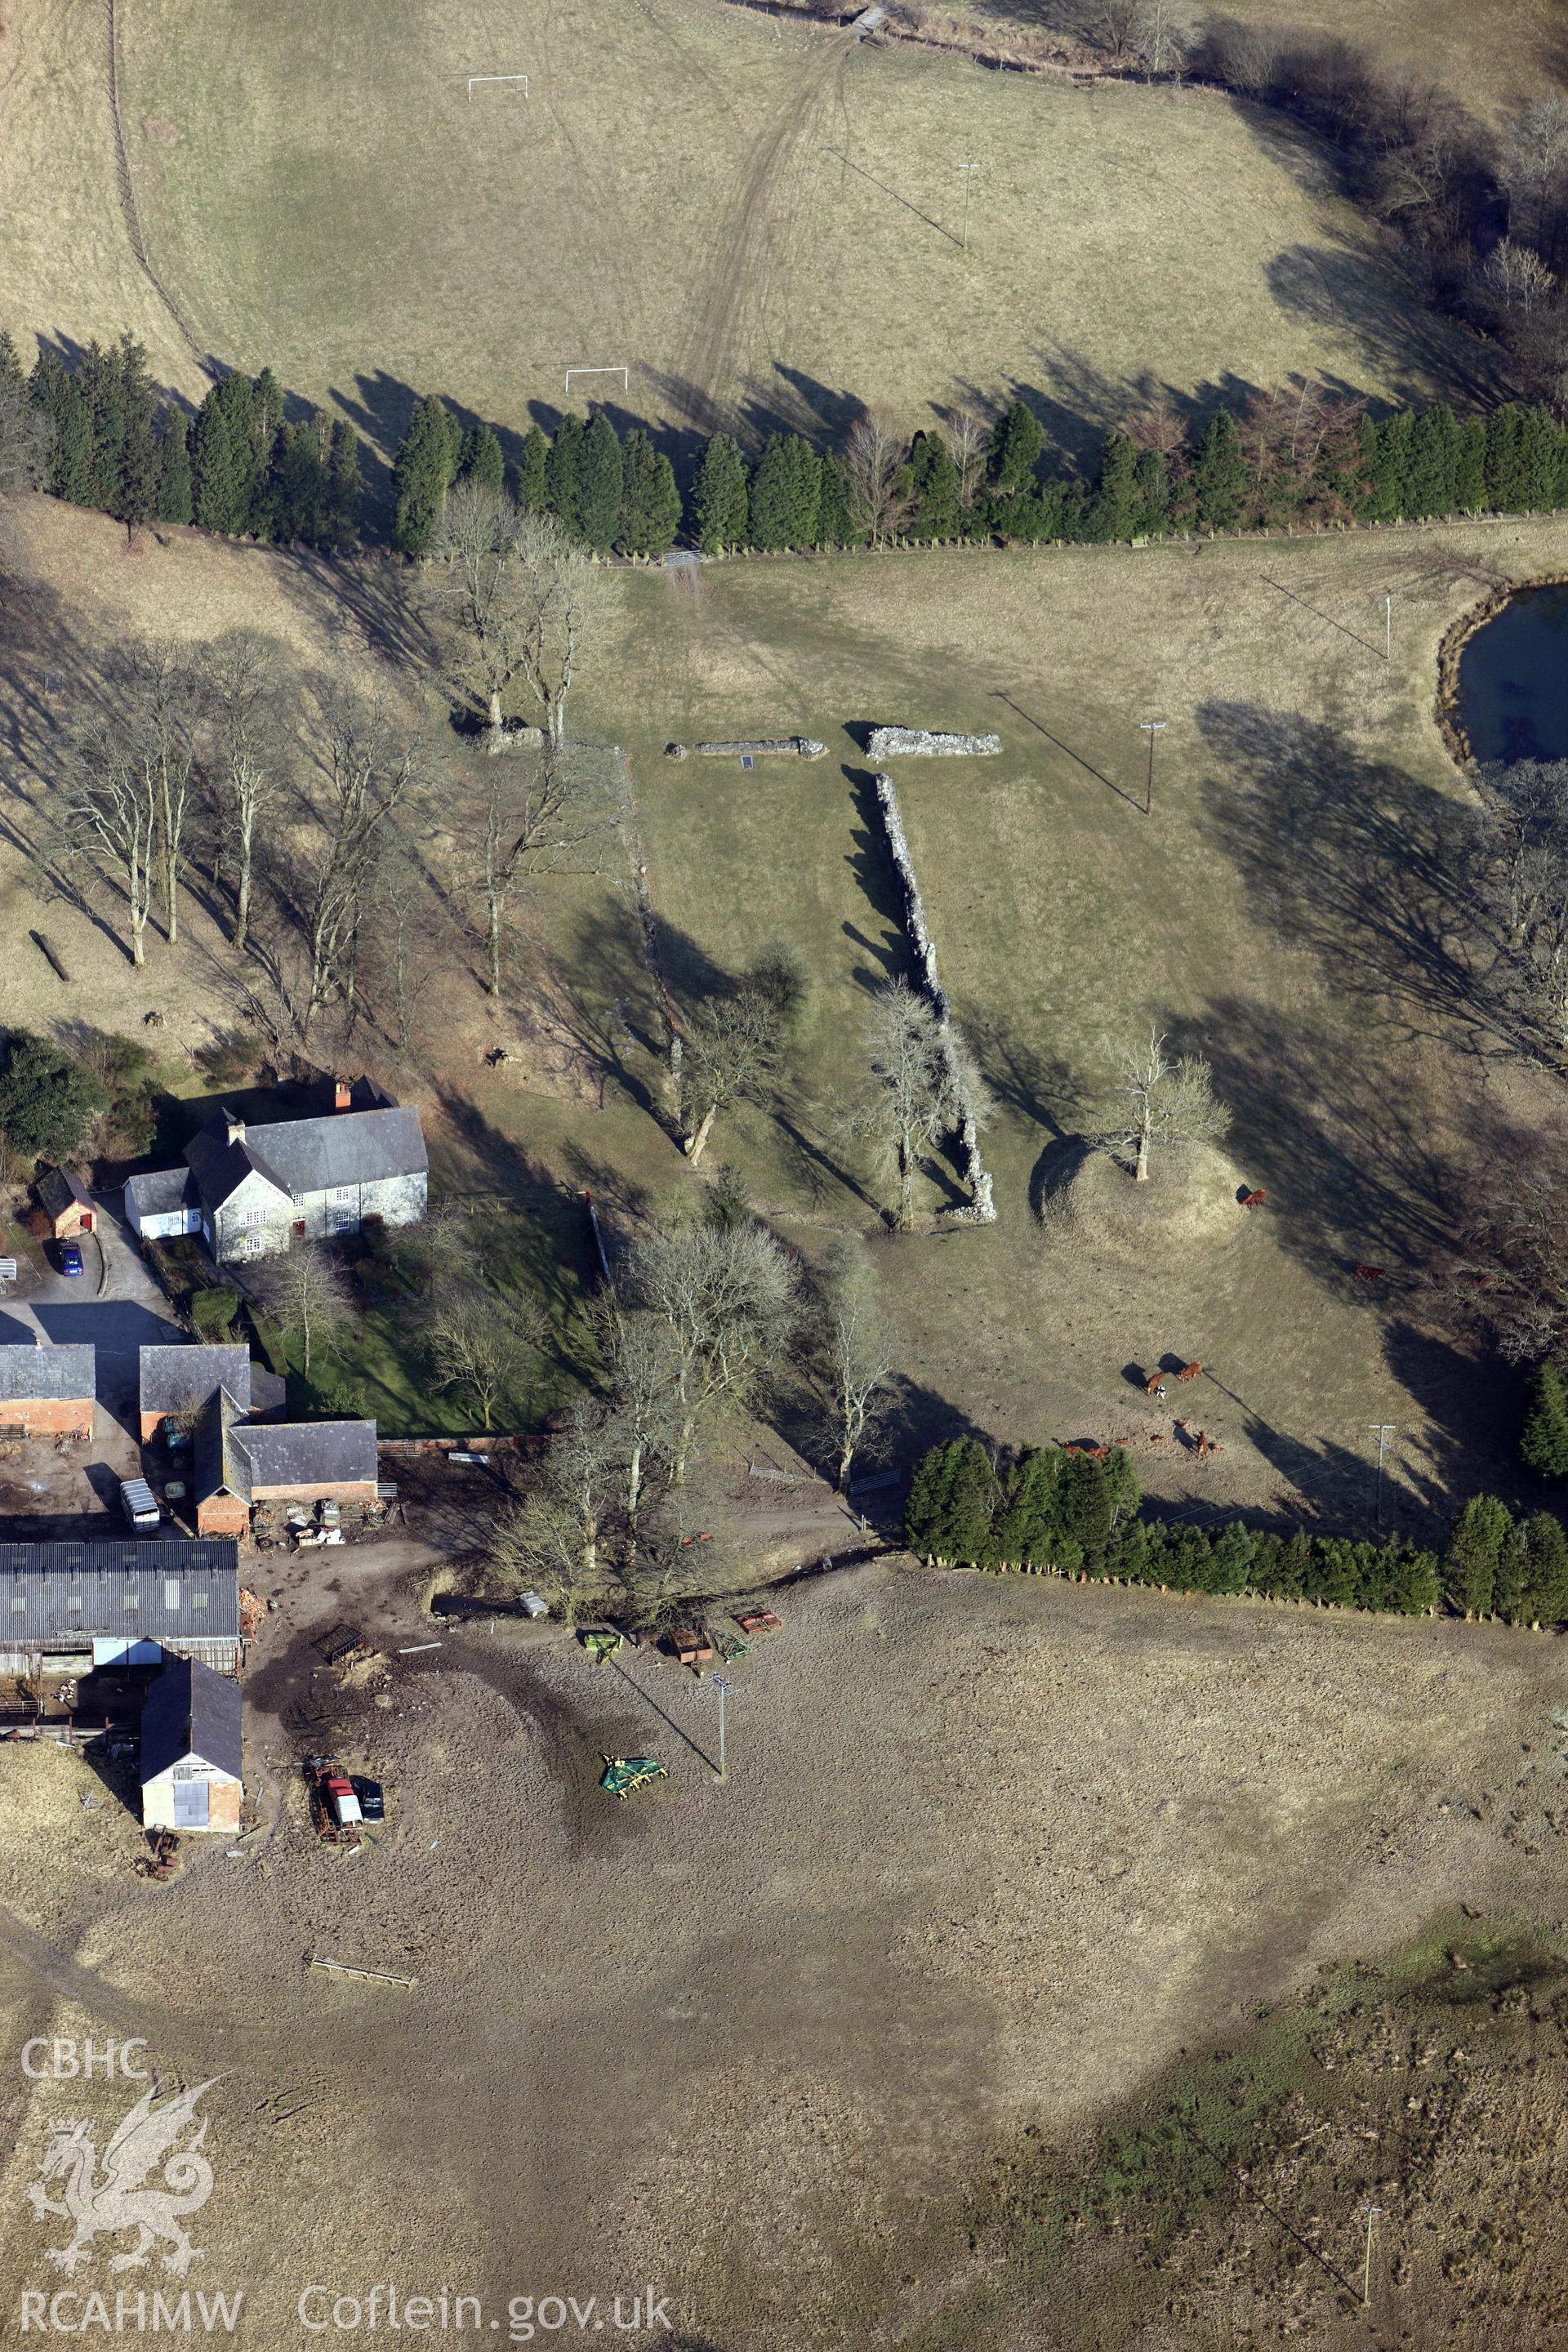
[24,334,1568,560]
[14,335,361,550]
[906,1437,1568,1626]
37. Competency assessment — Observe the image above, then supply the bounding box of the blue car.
[58,1241,84,1277]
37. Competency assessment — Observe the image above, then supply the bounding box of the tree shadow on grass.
[1194,699,1533,1062]
[1197,993,1462,1282]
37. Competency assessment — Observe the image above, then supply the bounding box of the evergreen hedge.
[25,331,1568,565]
[906,1436,1568,1628]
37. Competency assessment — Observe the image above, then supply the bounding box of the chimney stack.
[334,1078,351,1112]
[223,1107,245,1147]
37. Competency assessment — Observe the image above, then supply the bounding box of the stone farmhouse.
[0,1538,242,1677]
[140,1653,243,1833]
[124,1080,427,1263]
[0,1343,95,1441]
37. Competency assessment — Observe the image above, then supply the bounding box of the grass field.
[2,1558,1567,2346]
[2,493,1565,1526]
[579,513,1568,1530]
[0,0,1495,483]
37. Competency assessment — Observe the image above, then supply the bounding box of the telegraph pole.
[1139,719,1166,817]
[711,1674,733,1784]
[1358,2204,1383,2307]
[1368,1425,1395,1526]
[956,162,979,251]
[1384,593,1392,662]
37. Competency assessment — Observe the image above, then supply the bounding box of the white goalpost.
[564,367,630,394]
[466,73,528,97]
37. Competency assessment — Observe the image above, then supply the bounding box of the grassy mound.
[1049,1141,1249,1255]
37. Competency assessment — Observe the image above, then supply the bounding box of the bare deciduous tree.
[815,1240,893,1490]
[425,480,537,750]
[430,1281,544,1430]
[203,630,286,952]
[458,745,617,1000]
[506,511,604,748]
[597,1303,682,1534]
[90,641,202,949]
[487,1408,620,1622]
[1434,1126,1568,1364]
[1476,758,1568,1050]
[63,729,158,966]
[1130,0,1199,79]
[1102,1027,1229,1183]
[943,409,990,514]
[250,1243,350,1380]
[844,980,973,1230]
[1479,236,1557,324]
[841,412,911,547]
[1499,96,1568,256]
[297,699,426,1035]
[366,843,434,1053]
[1205,18,1281,96]
[679,993,781,1165]
[628,1218,798,1482]
[676,945,808,1163]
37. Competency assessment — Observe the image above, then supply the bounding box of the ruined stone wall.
[872,773,996,1223]
[867,728,1000,760]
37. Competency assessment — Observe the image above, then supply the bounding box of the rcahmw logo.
[20,2063,238,2328]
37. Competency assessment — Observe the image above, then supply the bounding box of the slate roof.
[140,1345,252,1419]
[124,1166,198,1219]
[194,1396,378,1508]
[0,1539,239,1645]
[0,1344,95,1404]
[140,1653,243,1784]
[225,1419,379,1498]
[183,1104,426,1213]
[37,1168,91,1218]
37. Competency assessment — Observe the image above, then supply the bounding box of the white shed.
[140,1654,243,1833]
[124,1167,201,1242]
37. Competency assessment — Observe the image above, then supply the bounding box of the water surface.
[1458,584,1568,764]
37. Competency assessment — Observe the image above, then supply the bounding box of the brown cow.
[1353,1264,1385,1282]
[1144,1374,1166,1398]
[1241,1188,1266,1208]
[1194,1430,1218,1458]
[1177,1361,1203,1382]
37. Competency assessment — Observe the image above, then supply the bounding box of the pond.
[1457,583,1568,764]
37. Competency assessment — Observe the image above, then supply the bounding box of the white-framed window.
[192,1591,208,1610]
[331,1187,353,1205]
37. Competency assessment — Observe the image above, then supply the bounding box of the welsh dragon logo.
[26,2079,220,2277]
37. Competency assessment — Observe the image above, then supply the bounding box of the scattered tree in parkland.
[1103,1028,1230,1183]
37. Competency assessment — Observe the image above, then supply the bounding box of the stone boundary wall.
[867,728,1001,760]
[872,773,996,1223]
